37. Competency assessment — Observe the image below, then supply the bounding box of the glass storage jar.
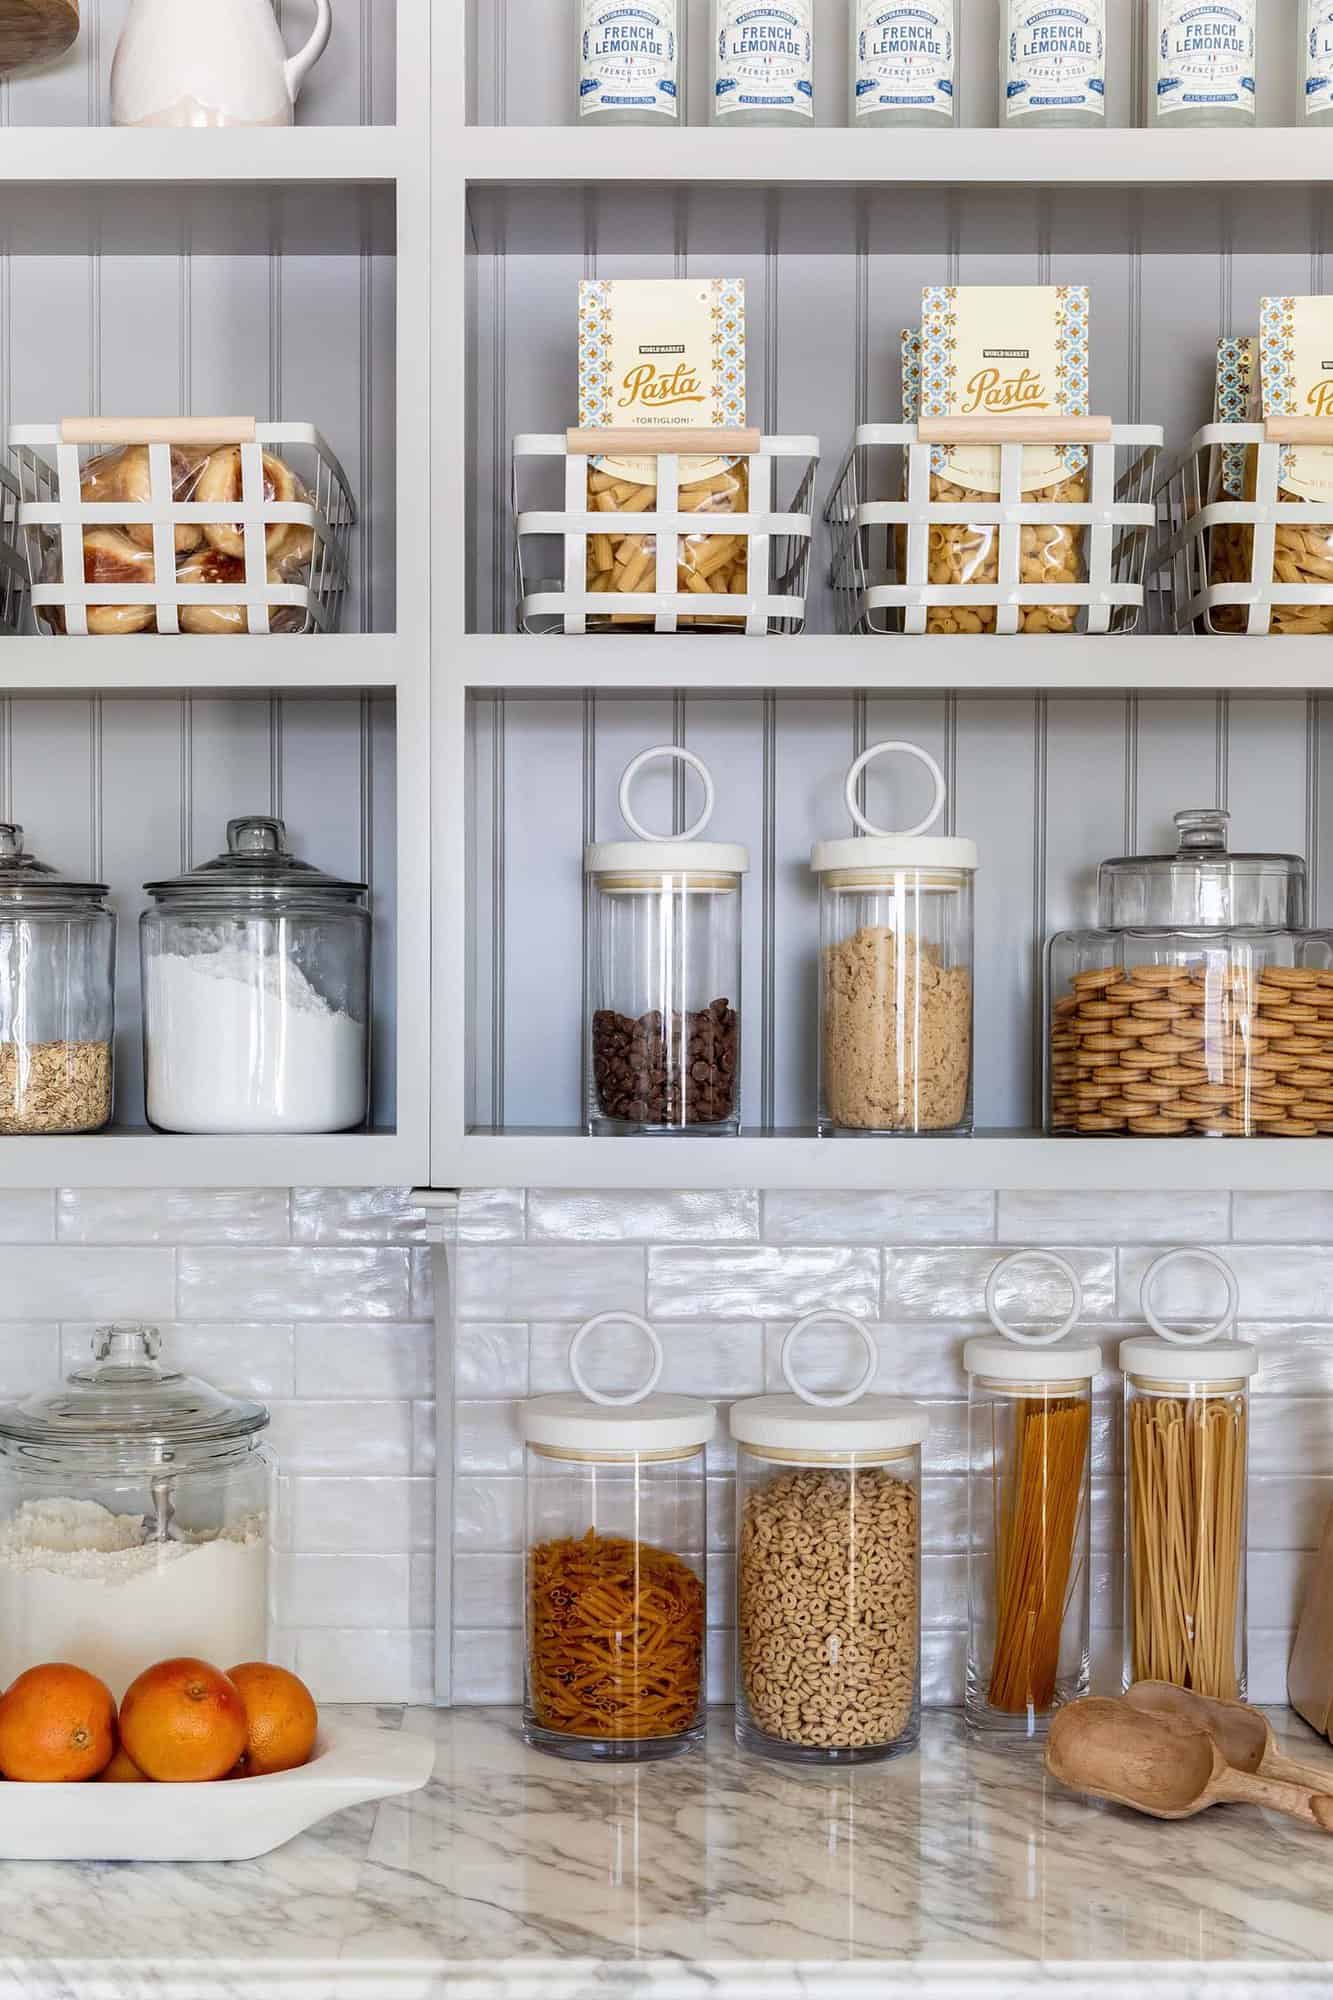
[578,0,685,124]
[713,0,813,125]
[1149,0,1256,126]
[0,1324,274,1702]
[965,1252,1098,1742]
[731,1316,929,1765]
[587,748,746,1135]
[813,742,976,1136]
[1002,0,1106,127]
[0,823,115,1135]
[522,1314,712,1762]
[1122,1250,1254,1701]
[1047,809,1333,1138]
[141,815,370,1135]
[851,0,956,126]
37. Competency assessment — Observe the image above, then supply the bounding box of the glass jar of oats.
[0,823,115,1134]
[812,742,976,1135]
[1047,809,1333,1138]
[731,1315,929,1766]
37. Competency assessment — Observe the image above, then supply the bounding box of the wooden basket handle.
[917,416,1113,446]
[59,417,259,448]
[1265,418,1333,446]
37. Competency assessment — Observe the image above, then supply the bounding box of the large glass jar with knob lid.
[521,1314,712,1762]
[812,742,976,1136]
[141,815,370,1135]
[0,822,115,1135]
[1047,809,1333,1138]
[1122,1250,1255,1701]
[587,748,746,1134]
[730,1315,929,1765]
[965,1252,1097,1742]
[0,1324,274,1701]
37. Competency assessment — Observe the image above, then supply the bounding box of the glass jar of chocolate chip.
[586,748,747,1136]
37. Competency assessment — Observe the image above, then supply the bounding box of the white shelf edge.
[0,126,406,186]
[454,1132,1333,1193]
[0,1130,417,1190]
[456,126,1333,190]
[458,632,1333,696]
[0,633,410,693]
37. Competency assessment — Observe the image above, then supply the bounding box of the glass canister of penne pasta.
[584,454,751,630]
[1121,1250,1256,1703]
[964,1252,1097,1742]
[521,1314,712,1762]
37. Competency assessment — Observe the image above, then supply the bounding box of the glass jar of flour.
[141,816,370,1134]
[0,1326,273,1701]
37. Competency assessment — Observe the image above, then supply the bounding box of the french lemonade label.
[1307,1,1333,114]
[715,3,814,117]
[854,3,955,118]
[1155,2,1256,117]
[580,1,679,118]
[1006,1,1106,119]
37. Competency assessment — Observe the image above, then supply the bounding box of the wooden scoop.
[1046,1698,1332,1831]
[1126,1681,1333,1797]
[0,0,78,75]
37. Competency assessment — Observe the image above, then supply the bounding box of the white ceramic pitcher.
[111,0,333,128]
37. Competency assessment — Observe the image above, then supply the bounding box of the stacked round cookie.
[1050,962,1333,1136]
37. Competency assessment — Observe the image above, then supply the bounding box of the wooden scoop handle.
[1263,1748,1333,1795]
[1215,1767,1331,1830]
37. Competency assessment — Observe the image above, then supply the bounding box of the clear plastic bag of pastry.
[585,455,750,630]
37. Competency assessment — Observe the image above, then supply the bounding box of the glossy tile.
[648,1246,880,1321]
[291,1186,428,1245]
[293,1324,433,1400]
[179,1247,411,1323]
[529,1188,759,1244]
[763,1190,995,1245]
[58,1187,290,1246]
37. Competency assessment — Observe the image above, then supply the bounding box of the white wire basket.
[1150,422,1333,636]
[826,421,1163,637]
[514,429,818,636]
[8,418,356,637]
[0,455,24,637]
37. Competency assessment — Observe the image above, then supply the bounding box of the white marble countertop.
[3,1706,1333,1999]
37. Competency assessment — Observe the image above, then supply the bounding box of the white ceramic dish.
[0,1723,435,1862]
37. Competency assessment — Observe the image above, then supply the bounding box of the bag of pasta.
[904,286,1090,635]
[1251,297,1333,636]
[1204,336,1258,634]
[585,454,749,630]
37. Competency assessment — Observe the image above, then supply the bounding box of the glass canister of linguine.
[520,1313,714,1761]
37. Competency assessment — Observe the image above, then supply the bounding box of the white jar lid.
[520,1313,715,1455]
[730,1392,929,1454]
[811,741,977,878]
[964,1334,1101,1384]
[1119,1336,1258,1385]
[586,748,749,881]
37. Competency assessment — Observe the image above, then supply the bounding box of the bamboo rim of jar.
[737,1443,918,1468]
[821,869,969,893]
[593,873,740,894]
[1126,1374,1248,1397]
[526,1443,704,1465]
[972,1376,1091,1398]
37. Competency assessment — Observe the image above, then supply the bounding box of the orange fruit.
[98,1745,148,1783]
[118,1658,248,1784]
[0,1664,116,1783]
[227,1662,319,1777]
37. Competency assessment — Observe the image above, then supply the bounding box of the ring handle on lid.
[619,747,716,845]
[568,1312,665,1407]
[984,1250,1084,1347]
[781,1313,879,1409]
[845,741,948,841]
[1140,1248,1240,1346]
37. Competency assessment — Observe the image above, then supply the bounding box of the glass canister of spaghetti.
[521,1314,713,1762]
[964,1252,1098,1743]
[1121,1249,1256,1703]
[730,1315,929,1765]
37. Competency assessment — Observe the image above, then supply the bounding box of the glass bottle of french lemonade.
[1002,0,1106,129]
[1149,0,1256,127]
[850,1,956,128]
[712,1,813,127]
[577,0,685,126]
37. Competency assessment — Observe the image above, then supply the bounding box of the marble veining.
[2,1707,1333,1998]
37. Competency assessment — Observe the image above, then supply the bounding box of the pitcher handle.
[285,0,333,104]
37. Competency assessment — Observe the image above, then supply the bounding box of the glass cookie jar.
[0,823,115,1135]
[1047,809,1333,1137]
[522,1314,712,1763]
[587,748,746,1135]
[731,1316,929,1765]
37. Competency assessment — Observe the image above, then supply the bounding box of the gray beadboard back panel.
[0,0,397,125]
[1,693,399,1129]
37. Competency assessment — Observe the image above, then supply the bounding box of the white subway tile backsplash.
[179,1248,411,1323]
[455,1553,522,1629]
[294,1324,433,1400]
[1,1247,174,1320]
[452,1629,521,1705]
[529,1320,764,1398]
[458,1189,526,1244]
[457,1246,645,1322]
[61,1323,298,1400]
[884,1247,1115,1322]
[763,1191,995,1245]
[0,1325,63,1396]
[0,1192,55,1243]
[1252,1398,1333,1475]
[291,1478,435,1555]
[267,1400,415,1476]
[291,1186,426,1246]
[1233,1193,1333,1243]
[763,1320,976,1400]
[412,1400,437,1475]
[1118,1245,1333,1322]
[454,1477,524,1551]
[528,1189,759,1244]
[278,1554,412,1629]
[411,1552,435,1629]
[295,1629,434,1706]
[58,1187,290,1246]
[998,1191,1230,1246]
[648,1246,880,1321]
[456,1400,524,1474]
[454,1324,529,1399]
[410,1247,435,1319]
[1250,1478,1333,1550]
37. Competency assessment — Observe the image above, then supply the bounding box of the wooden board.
[0,0,77,75]
[1289,1501,1333,1739]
